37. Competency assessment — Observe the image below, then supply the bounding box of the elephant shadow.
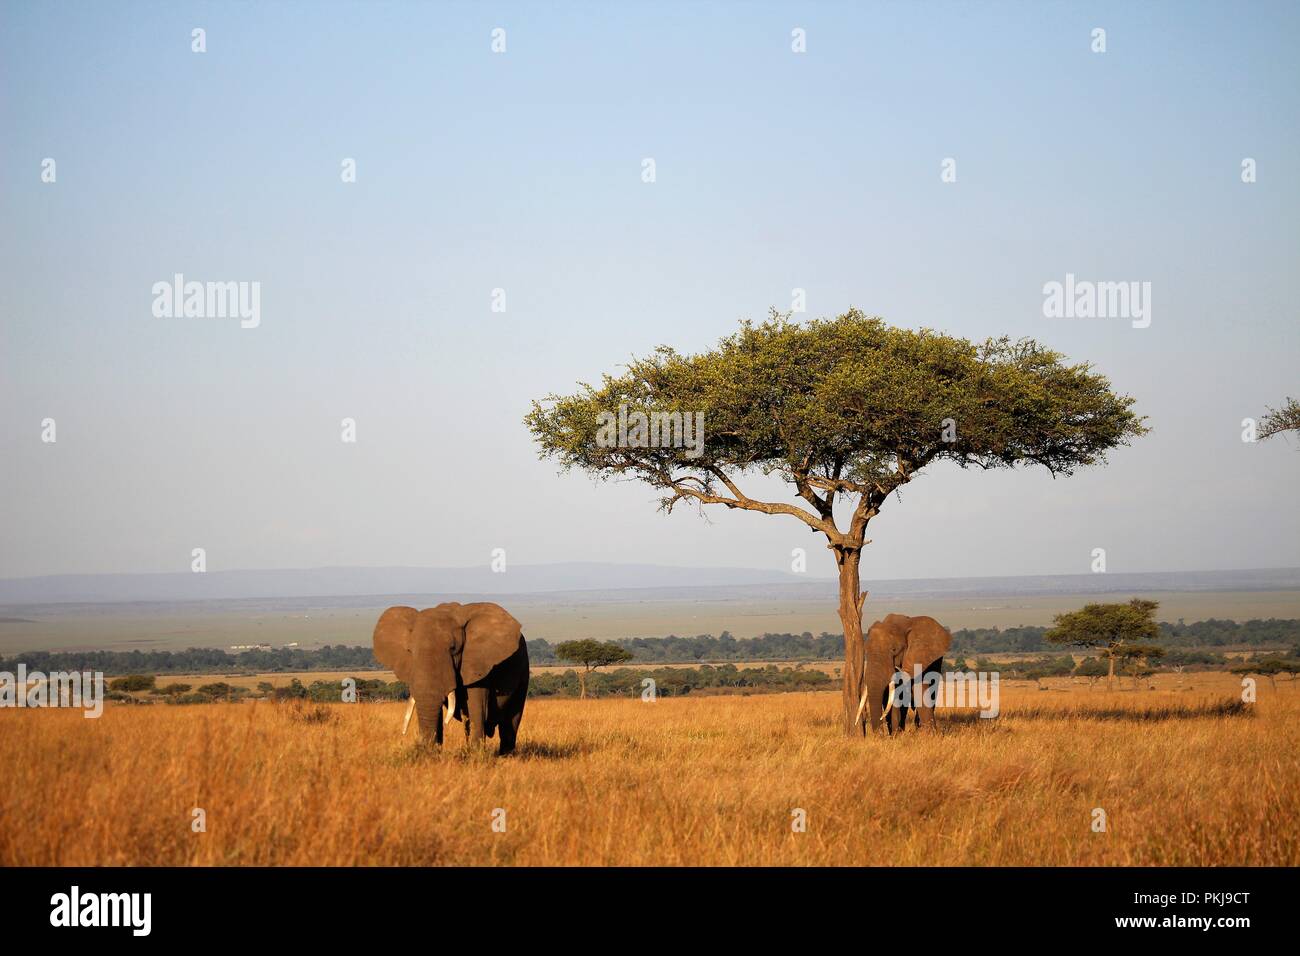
[385,738,586,766]
[936,697,1247,727]
[510,740,586,760]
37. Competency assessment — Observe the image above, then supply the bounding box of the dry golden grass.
[1,672,1295,866]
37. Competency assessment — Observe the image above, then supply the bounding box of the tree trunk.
[578,669,587,700]
[836,548,866,736]
[1106,650,1115,691]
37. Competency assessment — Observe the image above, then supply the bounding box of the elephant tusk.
[401,697,416,736]
[854,684,871,726]
[879,679,897,722]
[443,690,455,725]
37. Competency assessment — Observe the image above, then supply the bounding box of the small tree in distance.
[1118,644,1165,688]
[1073,656,1109,689]
[528,311,1147,734]
[1045,599,1161,691]
[1232,658,1290,692]
[554,640,634,698]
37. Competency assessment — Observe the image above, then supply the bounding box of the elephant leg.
[920,668,941,733]
[496,706,518,755]
[495,686,526,755]
[892,681,911,734]
[864,673,887,734]
[465,686,489,745]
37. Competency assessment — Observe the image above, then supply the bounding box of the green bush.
[174,692,213,705]
[108,674,155,692]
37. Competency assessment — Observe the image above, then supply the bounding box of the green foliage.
[1232,658,1300,682]
[1117,644,1165,680]
[0,644,380,677]
[1163,649,1227,668]
[272,679,307,701]
[1045,599,1161,652]
[153,683,193,695]
[948,627,1051,654]
[1259,396,1300,440]
[108,674,155,692]
[1074,657,1110,679]
[528,663,832,699]
[527,311,1146,503]
[173,692,213,704]
[553,640,634,670]
[977,655,1076,681]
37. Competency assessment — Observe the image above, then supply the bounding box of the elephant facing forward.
[373,601,529,755]
[855,613,952,735]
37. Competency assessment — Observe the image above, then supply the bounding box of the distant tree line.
[96,666,827,704]
[0,644,377,676]
[4,618,1298,676]
[530,663,832,699]
[101,674,412,705]
[948,618,1300,655]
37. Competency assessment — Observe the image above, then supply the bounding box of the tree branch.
[659,466,843,539]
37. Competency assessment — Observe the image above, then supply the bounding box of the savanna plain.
[1,672,1294,866]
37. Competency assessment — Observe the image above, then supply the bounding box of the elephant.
[855,613,952,735]
[372,601,529,755]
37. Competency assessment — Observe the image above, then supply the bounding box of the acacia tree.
[554,639,633,698]
[1045,599,1161,691]
[1117,644,1165,688]
[526,311,1147,735]
[1073,656,1109,689]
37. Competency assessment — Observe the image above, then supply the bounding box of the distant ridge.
[0,562,811,605]
[0,564,1296,608]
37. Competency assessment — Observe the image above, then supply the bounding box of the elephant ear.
[372,606,418,683]
[455,602,523,686]
[900,615,952,673]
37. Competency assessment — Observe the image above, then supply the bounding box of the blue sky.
[2,1,1298,580]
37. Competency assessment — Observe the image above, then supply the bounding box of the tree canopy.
[526,310,1147,544]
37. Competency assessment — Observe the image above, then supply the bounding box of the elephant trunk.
[400,691,457,738]
[854,677,897,725]
[859,665,900,733]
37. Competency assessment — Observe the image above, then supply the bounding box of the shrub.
[108,675,155,692]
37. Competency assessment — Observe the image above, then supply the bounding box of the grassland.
[1,672,1295,866]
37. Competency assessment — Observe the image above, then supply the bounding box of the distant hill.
[0,562,815,605]
[0,563,1296,608]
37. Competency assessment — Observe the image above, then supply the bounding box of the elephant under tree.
[373,601,529,755]
[526,311,1147,735]
[854,614,952,734]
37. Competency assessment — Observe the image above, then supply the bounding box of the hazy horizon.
[2,561,1298,608]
